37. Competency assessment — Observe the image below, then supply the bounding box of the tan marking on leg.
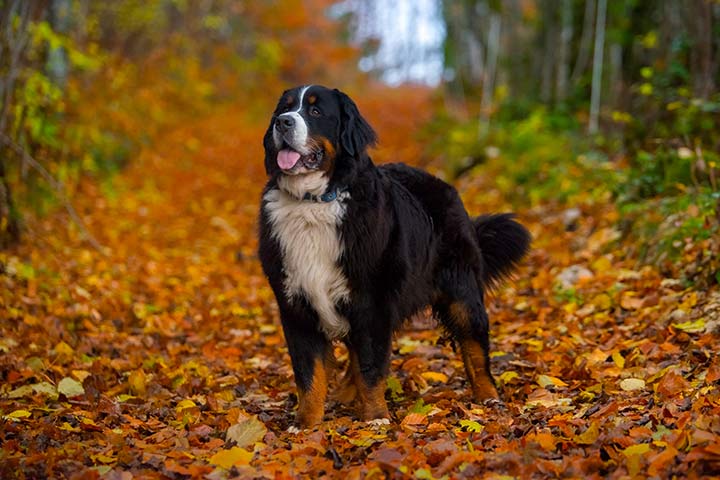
[331,348,358,405]
[357,380,389,421]
[460,339,499,401]
[347,349,389,421]
[296,356,328,428]
[450,302,499,401]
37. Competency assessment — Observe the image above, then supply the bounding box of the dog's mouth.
[277,143,324,174]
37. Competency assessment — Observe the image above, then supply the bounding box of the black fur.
[258,85,531,426]
[474,214,532,290]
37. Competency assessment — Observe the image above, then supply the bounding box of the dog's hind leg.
[434,274,499,402]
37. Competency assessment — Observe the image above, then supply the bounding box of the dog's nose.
[276,115,295,133]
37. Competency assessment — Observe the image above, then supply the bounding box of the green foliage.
[435,108,615,207]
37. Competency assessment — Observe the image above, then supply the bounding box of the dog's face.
[263,85,377,181]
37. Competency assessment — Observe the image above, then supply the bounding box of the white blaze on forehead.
[273,85,314,153]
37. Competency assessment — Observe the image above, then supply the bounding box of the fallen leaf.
[537,374,568,388]
[498,371,519,385]
[574,421,600,445]
[58,377,85,398]
[612,351,625,369]
[620,294,644,310]
[672,319,706,333]
[401,412,428,426]
[4,409,32,420]
[458,420,483,433]
[226,416,267,448]
[420,371,448,383]
[622,443,652,457]
[209,447,253,469]
[656,370,691,397]
[619,378,646,391]
[128,369,147,396]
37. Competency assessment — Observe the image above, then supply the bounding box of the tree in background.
[440,0,719,141]
[0,0,362,249]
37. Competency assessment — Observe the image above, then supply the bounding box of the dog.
[258,85,530,429]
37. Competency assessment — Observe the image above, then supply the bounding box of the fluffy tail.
[474,213,531,290]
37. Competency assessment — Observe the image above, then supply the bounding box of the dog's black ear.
[335,89,377,157]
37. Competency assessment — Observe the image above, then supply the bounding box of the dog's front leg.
[281,310,331,429]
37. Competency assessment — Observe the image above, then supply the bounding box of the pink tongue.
[277,149,301,170]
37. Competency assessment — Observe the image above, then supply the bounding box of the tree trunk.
[479,10,501,138]
[689,0,715,99]
[571,0,596,86]
[0,0,36,248]
[555,0,572,103]
[0,158,20,248]
[540,0,557,103]
[589,0,607,134]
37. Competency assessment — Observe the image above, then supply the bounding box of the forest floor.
[1,87,719,479]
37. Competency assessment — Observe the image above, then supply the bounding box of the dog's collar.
[302,187,345,203]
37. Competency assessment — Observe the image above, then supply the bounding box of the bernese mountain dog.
[258,85,530,429]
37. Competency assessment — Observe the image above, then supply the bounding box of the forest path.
[1,88,718,478]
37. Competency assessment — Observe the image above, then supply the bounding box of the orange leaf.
[655,370,690,397]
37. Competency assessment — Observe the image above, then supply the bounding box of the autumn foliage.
[2,2,720,479]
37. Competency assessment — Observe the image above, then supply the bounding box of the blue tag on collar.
[302,188,341,202]
[320,189,338,202]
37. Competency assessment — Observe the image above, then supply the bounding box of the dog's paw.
[366,418,390,427]
[287,425,302,434]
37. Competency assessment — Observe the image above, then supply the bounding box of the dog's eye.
[309,106,321,117]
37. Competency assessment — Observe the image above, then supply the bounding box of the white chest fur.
[263,187,351,339]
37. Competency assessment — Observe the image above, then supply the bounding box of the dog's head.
[263,85,377,185]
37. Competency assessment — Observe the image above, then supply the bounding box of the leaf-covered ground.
[2,87,720,479]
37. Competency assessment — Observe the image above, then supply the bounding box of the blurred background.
[0,0,718,276]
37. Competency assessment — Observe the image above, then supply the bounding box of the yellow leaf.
[54,341,74,356]
[619,378,646,391]
[574,421,600,445]
[537,374,568,388]
[672,319,705,333]
[420,371,448,383]
[176,399,196,411]
[4,409,32,420]
[498,371,519,386]
[91,453,116,464]
[591,293,613,311]
[209,447,253,469]
[59,422,80,432]
[623,443,652,457]
[72,370,91,382]
[458,420,483,433]
[128,369,147,396]
[522,339,544,352]
[612,351,625,369]
[590,256,612,272]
